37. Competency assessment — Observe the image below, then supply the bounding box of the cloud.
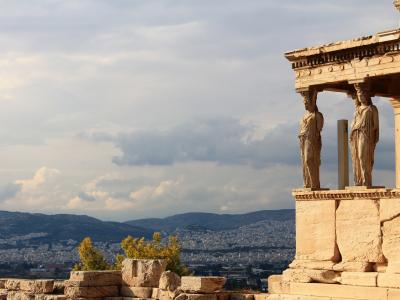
[15,167,60,192]
[0,1,396,221]
[0,183,20,202]
[66,196,89,210]
[0,167,64,210]
[77,192,96,202]
[100,113,394,174]
[67,174,136,212]
[61,161,303,220]
[130,179,181,207]
[109,118,296,168]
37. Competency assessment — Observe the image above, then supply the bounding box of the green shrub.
[73,237,111,271]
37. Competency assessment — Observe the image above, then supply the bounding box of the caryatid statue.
[299,89,324,189]
[350,83,379,187]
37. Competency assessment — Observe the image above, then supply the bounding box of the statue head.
[301,89,318,112]
[394,0,400,11]
[354,83,371,106]
[348,91,360,108]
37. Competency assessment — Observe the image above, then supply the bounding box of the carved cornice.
[285,28,400,71]
[289,40,400,70]
[292,188,399,201]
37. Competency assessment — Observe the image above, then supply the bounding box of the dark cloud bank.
[88,117,395,172]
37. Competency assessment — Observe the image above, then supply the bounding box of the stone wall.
[268,188,400,299]
[0,278,65,300]
[0,259,270,300]
[291,189,400,278]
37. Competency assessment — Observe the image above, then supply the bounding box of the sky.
[0,0,398,221]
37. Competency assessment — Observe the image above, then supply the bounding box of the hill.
[0,209,295,244]
[125,209,295,232]
[0,210,153,243]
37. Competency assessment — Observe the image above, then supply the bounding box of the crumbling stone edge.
[0,259,270,300]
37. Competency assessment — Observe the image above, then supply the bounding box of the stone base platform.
[269,276,400,300]
[270,282,400,300]
[267,188,400,300]
[291,188,400,273]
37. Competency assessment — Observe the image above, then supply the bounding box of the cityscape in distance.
[0,209,295,291]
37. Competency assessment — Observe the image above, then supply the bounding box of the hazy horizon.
[0,207,295,223]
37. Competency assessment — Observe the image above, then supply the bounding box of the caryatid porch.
[266,4,400,300]
[286,28,400,188]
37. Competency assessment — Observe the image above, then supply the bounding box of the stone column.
[391,99,400,188]
[337,120,349,189]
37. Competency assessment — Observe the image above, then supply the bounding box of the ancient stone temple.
[266,2,400,300]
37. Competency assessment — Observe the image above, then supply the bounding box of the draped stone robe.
[299,111,324,189]
[350,104,379,186]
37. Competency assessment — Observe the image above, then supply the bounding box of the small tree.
[120,232,190,275]
[73,237,111,271]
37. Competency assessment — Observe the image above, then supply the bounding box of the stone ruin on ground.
[0,259,269,300]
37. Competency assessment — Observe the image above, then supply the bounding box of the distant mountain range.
[0,211,153,243]
[125,209,295,232]
[0,209,295,243]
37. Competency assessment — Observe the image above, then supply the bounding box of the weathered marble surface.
[68,271,121,287]
[181,277,226,293]
[339,272,378,287]
[122,259,167,288]
[295,200,338,262]
[336,200,384,263]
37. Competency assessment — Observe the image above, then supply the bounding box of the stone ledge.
[64,286,119,298]
[289,282,388,300]
[120,287,153,298]
[69,271,122,287]
[292,188,396,201]
[270,284,400,300]
[181,277,226,293]
[339,272,378,287]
